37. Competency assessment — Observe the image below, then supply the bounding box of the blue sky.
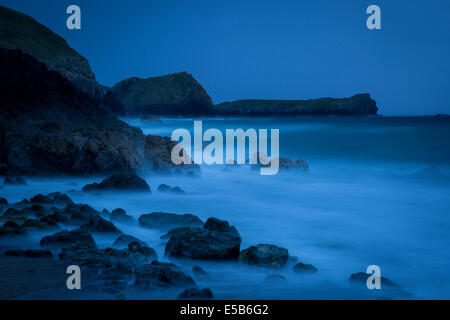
[2,0,449,115]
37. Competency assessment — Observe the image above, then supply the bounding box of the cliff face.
[112,72,214,116]
[215,94,378,116]
[0,5,103,103]
[0,48,146,175]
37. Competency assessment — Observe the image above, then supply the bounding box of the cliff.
[0,49,193,175]
[112,72,214,116]
[215,94,378,116]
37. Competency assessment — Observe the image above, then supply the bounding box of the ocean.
[1,116,449,299]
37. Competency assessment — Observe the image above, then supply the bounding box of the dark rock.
[139,212,203,230]
[134,261,195,290]
[192,265,208,276]
[3,175,27,185]
[293,262,318,274]
[0,48,146,176]
[102,89,125,115]
[127,241,157,260]
[204,217,232,233]
[39,216,60,229]
[143,134,200,174]
[263,274,287,283]
[110,208,134,223]
[157,184,186,194]
[40,229,97,248]
[177,288,213,300]
[349,272,399,287]
[3,208,21,217]
[112,72,214,116]
[47,192,73,205]
[3,221,20,228]
[77,215,122,234]
[30,194,53,204]
[5,249,52,258]
[23,218,57,230]
[113,234,147,247]
[0,224,28,237]
[0,197,8,205]
[165,220,241,260]
[82,173,150,192]
[0,6,103,101]
[160,227,195,240]
[239,244,289,268]
[252,154,309,172]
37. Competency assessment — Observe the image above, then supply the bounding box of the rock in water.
[239,244,289,268]
[3,176,27,185]
[40,229,97,248]
[164,218,241,260]
[113,234,147,247]
[177,288,213,300]
[134,261,195,290]
[82,173,150,192]
[110,208,134,223]
[157,184,186,194]
[112,72,213,116]
[192,265,208,276]
[293,262,318,274]
[349,272,399,287]
[0,48,146,175]
[144,135,200,174]
[139,212,203,230]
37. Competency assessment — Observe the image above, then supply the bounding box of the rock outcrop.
[0,48,146,175]
[215,94,378,116]
[0,5,103,102]
[139,212,203,230]
[112,72,214,116]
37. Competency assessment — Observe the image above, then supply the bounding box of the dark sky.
[2,0,450,115]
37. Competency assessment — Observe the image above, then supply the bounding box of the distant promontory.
[214,94,378,116]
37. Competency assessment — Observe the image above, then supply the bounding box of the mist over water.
[2,117,450,299]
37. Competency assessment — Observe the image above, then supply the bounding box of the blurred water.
[1,116,450,299]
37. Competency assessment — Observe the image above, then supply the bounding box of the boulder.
[82,173,150,192]
[77,215,122,234]
[113,234,147,247]
[263,274,287,283]
[139,212,203,230]
[349,272,399,287]
[177,288,213,300]
[40,229,97,248]
[293,262,318,274]
[134,260,196,290]
[192,265,208,277]
[160,227,195,240]
[0,224,28,237]
[239,244,289,268]
[143,135,200,174]
[157,184,186,194]
[165,218,241,260]
[110,208,134,223]
[5,249,52,258]
[0,197,7,205]
[3,175,27,185]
